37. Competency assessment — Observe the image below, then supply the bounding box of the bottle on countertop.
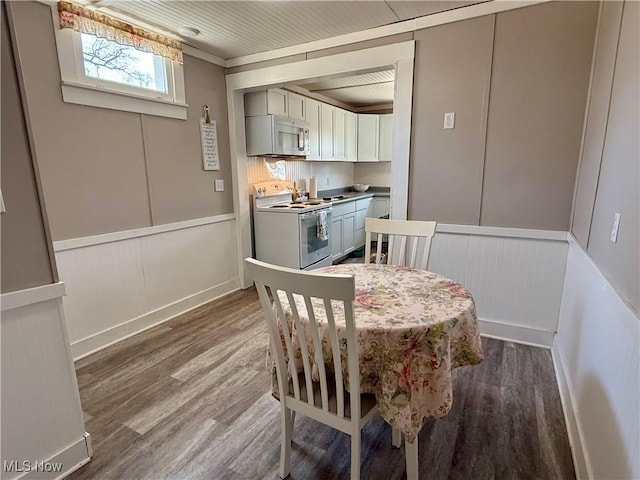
[292,182,299,203]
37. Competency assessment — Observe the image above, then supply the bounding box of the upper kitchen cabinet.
[306,98,322,160]
[320,103,335,160]
[357,114,393,162]
[287,92,306,122]
[357,114,379,161]
[334,108,346,161]
[378,114,393,162]
[244,88,306,121]
[345,111,358,161]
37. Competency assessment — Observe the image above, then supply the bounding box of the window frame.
[51,6,187,120]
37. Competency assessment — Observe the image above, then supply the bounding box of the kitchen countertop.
[315,187,390,205]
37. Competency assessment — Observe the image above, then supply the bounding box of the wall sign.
[200,106,220,171]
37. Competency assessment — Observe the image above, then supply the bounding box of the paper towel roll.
[309,177,317,199]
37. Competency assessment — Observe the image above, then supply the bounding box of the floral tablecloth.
[274,263,483,442]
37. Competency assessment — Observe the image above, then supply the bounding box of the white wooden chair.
[245,257,378,479]
[364,218,437,270]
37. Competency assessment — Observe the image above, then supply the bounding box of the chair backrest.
[364,218,437,269]
[245,258,361,420]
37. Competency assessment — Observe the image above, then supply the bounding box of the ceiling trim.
[182,45,226,67]
[225,0,552,68]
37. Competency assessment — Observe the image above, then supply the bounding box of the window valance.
[57,1,183,62]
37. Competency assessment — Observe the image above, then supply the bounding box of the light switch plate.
[610,213,621,243]
[215,179,224,192]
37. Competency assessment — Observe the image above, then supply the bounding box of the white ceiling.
[90,1,486,60]
[85,0,487,107]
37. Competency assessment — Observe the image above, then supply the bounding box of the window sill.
[61,81,188,120]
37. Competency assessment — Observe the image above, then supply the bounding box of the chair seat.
[273,372,377,420]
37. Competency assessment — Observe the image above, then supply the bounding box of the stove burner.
[270,205,289,208]
[290,205,305,209]
[322,195,345,201]
[305,201,323,205]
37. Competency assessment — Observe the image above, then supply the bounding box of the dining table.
[274,262,484,443]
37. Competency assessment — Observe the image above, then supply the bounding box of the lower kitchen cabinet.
[371,197,390,218]
[330,201,357,261]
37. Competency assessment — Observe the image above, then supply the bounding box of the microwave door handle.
[298,130,304,150]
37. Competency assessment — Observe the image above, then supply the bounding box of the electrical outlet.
[610,213,621,243]
[326,177,330,186]
[215,179,224,192]
[444,112,455,129]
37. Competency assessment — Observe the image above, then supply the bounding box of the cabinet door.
[320,103,335,160]
[343,213,356,255]
[331,215,343,260]
[370,197,390,218]
[345,111,358,161]
[306,99,322,161]
[355,228,365,249]
[267,89,288,116]
[378,114,393,162]
[288,92,306,122]
[334,108,346,161]
[357,114,379,161]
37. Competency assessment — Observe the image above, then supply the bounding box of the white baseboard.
[551,340,590,480]
[8,433,91,480]
[71,278,239,360]
[478,318,555,348]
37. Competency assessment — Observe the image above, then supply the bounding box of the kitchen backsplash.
[354,162,391,187]
[247,157,355,193]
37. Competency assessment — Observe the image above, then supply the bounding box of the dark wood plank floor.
[68,288,575,480]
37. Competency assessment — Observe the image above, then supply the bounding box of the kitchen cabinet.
[354,197,373,247]
[346,111,358,161]
[334,108,346,161]
[320,103,335,160]
[370,197,390,218]
[244,88,306,121]
[306,98,322,160]
[357,114,379,161]
[378,114,393,162]
[357,114,393,162]
[287,92,306,121]
[330,201,357,260]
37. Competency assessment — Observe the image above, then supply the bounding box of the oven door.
[299,209,331,269]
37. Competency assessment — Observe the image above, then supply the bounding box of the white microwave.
[245,115,310,157]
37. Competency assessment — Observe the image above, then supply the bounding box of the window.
[52,3,187,119]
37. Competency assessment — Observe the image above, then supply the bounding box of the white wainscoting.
[1,284,91,480]
[54,214,240,359]
[553,237,639,480]
[428,225,569,347]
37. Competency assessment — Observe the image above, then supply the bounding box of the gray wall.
[572,1,639,311]
[409,1,598,229]
[409,15,494,225]
[9,2,233,241]
[1,4,55,293]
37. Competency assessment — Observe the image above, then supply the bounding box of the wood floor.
[68,288,575,480]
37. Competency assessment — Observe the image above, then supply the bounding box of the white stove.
[252,181,333,270]
[253,181,331,213]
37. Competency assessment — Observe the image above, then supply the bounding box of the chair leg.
[392,427,402,448]
[405,435,418,480]
[350,430,361,480]
[279,406,293,479]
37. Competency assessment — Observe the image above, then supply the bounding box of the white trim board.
[227,41,415,288]
[225,1,551,67]
[54,213,235,252]
[71,278,240,360]
[9,434,92,480]
[479,318,554,349]
[1,282,66,312]
[552,340,590,480]
[436,224,569,242]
